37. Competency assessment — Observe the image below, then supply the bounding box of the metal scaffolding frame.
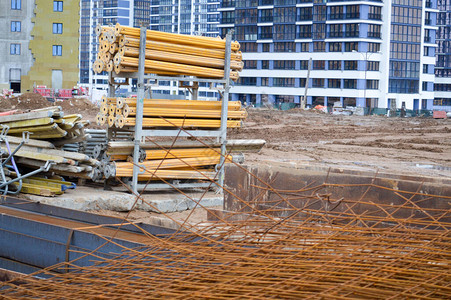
[107,25,233,194]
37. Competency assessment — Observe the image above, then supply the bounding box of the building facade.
[21,0,80,91]
[0,0,35,92]
[218,0,439,111]
[80,0,221,100]
[434,0,451,111]
[80,0,139,89]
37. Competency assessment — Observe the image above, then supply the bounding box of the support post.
[218,31,233,190]
[132,25,147,195]
[301,58,312,110]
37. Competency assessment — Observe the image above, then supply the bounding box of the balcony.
[368,32,381,39]
[221,0,236,8]
[368,13,381,20]
[258,16,273,22]
[258,33,273,39]
[345,13,360,20]
[259,0,273,5]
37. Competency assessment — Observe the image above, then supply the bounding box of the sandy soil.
[229,108,451,179]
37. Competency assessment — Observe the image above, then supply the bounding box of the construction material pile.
[92,24,243,80]
[0,107,100,196]
[96,96,247,129]
[0,106,89,145]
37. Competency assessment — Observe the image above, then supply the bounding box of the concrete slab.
[21,186,223,213]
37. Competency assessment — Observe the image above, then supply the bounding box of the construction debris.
[0,107,99,195]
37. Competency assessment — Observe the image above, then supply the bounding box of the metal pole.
[132,25,147,194]
[301,57,312,109]
[364,52,368,109]
[218,30,233,190]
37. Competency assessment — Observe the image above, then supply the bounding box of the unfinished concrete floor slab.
[22,186,222,213]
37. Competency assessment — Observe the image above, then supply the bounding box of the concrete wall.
[21,0,79,90]
[0,0,35,92]
[224,163,451,224]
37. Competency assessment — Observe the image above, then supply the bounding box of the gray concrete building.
[0,0,34,93]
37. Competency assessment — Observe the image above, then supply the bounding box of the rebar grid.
[1,134,450,299]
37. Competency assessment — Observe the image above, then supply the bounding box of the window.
[273,78,295,87]
[368,6,381,20]
[11,0,21,9]
[222,11,235,24]
[329,6,343,20]
[261,60,269,69]
[344,61,358,70]
[259,26,272,39]
[312,78,325,88]
[328,79,341,88]
[53,45,62,56]
[368,24,381,39]
[259,9,273,23]
[298,25,312,39]
[343,79,357,89]
[345,42,358,52]
[345,5,359,19]
[53,23,63,34]
[313,42,325,52]
[329,24,343,38]
[274,42,296,52]
[299,60,309,70]
[261,77,269,86]
[313,60,325,70]
[328,60,341,70]
[423,64,431,74]
[300,43,309,52]
[244,60,257,69]
[10,43,20,55]
[11,21,21,32]
[237,77,257,86]
[297,7,312,21]
[274,60,295,70]
[329,42,342,52]
[262,44,270,52]
[274,24,296,40]
[53,1,63,12]
[366,80,379,89]
[345,23,359,37]
[367,61,379,71]
[368,43,380,52]
[241,42,258,52]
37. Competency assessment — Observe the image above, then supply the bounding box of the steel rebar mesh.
[1,132,450,299]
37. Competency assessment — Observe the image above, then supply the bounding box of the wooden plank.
[0,111,53,123]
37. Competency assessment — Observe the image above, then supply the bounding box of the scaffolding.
[106,26,233,193]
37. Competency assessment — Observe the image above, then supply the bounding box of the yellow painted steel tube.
[119,36,242,61]
[118,98,242,111]
[116,55,239,80]
[113,64,180,76]
[122,106,247,119]
[122,117,241,128]
[134,170,217,180]
[119,46,243,71]
[145,148,221,160]
[115,155,231,175]
[115,24,240,51]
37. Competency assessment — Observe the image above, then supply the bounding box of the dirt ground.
[229,108,451,179]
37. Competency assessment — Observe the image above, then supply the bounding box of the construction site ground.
[3,94,450,226]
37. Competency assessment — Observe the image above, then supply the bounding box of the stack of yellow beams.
[0,106,90,145]
[92,24,242,81]
[112,154,232,181]
[96,96,247,129]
